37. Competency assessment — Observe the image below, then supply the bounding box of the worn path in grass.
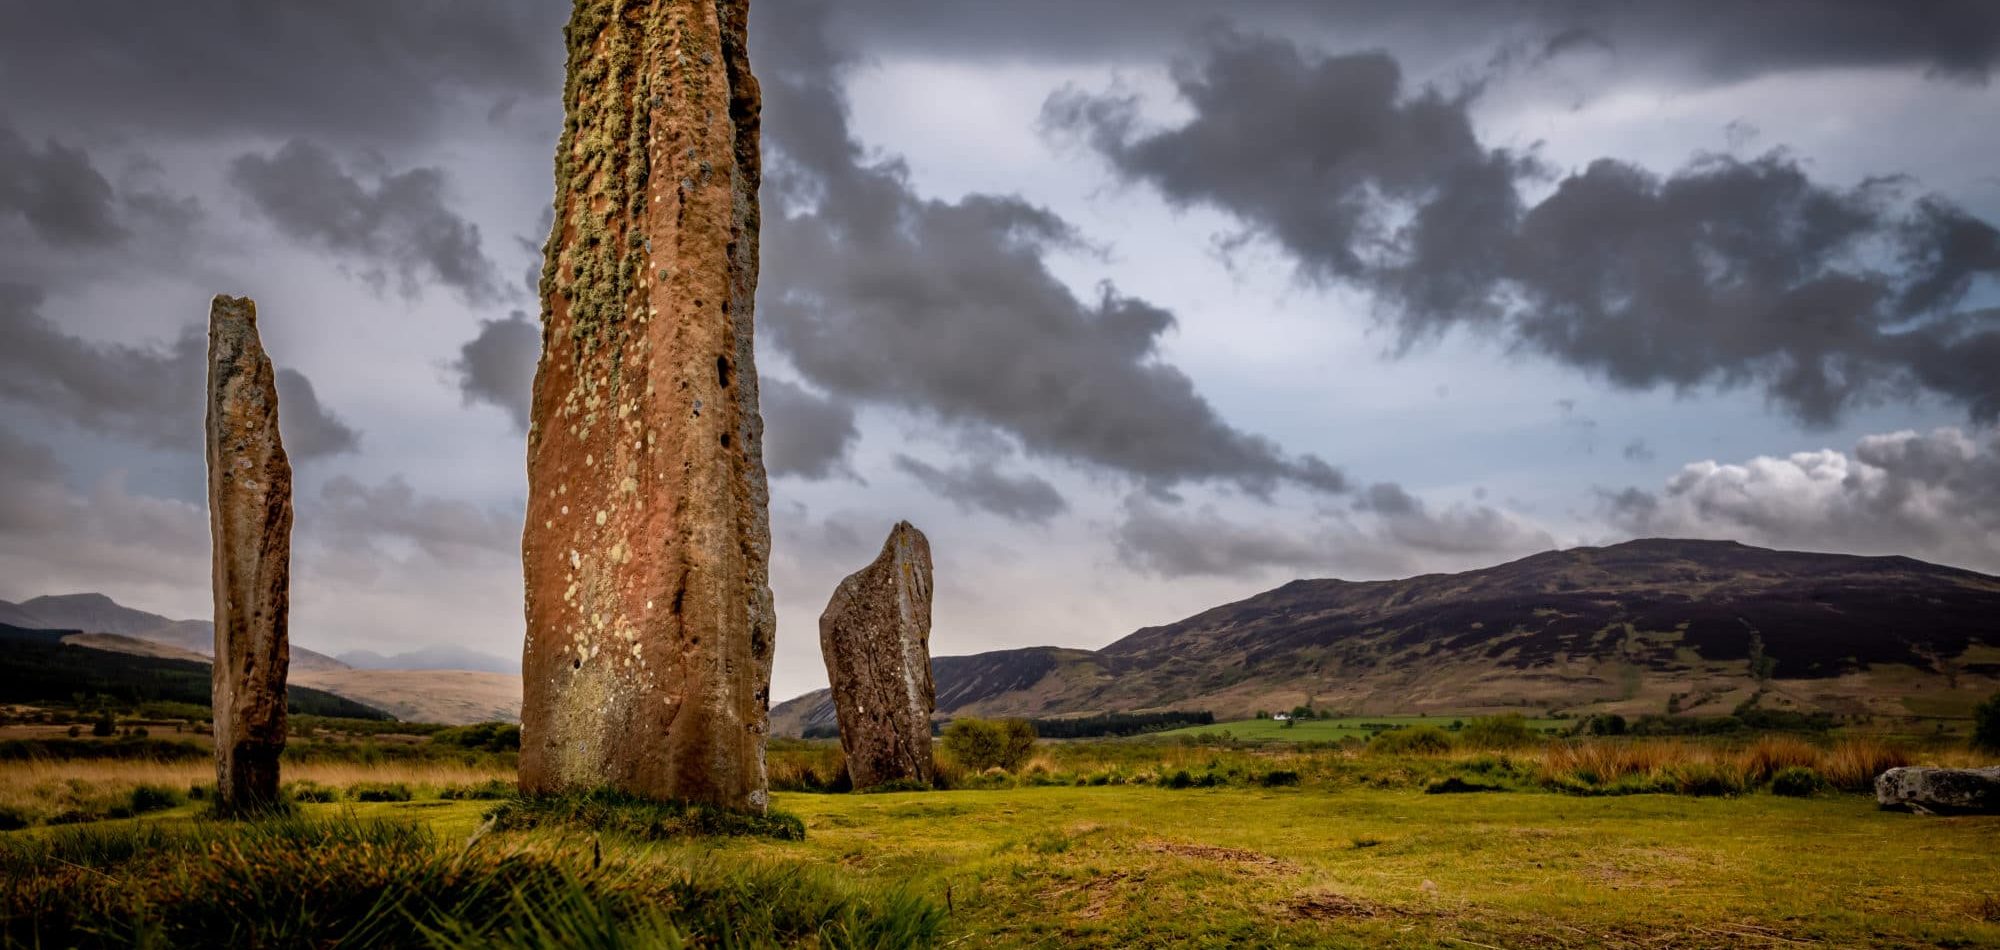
[340,785,2000,948]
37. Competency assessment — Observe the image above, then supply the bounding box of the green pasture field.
[8,781,1996,948]
[1152,714,1569,742]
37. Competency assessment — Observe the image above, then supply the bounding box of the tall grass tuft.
[1,813,939,948]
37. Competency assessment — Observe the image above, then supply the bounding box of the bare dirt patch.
[1139,839,1298,873]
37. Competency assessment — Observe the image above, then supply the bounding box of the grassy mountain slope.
[770,539,2000,735]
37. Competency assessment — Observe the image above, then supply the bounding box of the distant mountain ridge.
[770,539,2000,736]
[0,594,349,671]
[1,593,521,724]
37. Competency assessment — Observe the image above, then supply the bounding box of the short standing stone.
[1876,766,2000,814]
[820,522,936,789]
[519,0,775,812]
[206,294,293,815]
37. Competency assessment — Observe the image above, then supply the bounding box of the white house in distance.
[1271,713,1291,722]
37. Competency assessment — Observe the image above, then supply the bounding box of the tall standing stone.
[206,295,293,815]
[819,522,936,789]
[519,0,774,812]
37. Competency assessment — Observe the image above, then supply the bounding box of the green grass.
[1154,714,1567,743]
[7,769,1997,946]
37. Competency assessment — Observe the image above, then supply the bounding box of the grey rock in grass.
[1875,766,2000,814]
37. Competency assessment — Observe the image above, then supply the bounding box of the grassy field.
[1153,715,1569,742]
[6,730,1998,947]
[6,783,1997,947]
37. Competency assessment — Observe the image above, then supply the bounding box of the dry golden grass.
[0,759,511,821]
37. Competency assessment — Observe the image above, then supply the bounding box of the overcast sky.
[2,1,1996,702]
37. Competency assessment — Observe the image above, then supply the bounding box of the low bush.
[128,783,186,814]
[941,718,1037,771]
[440,779,516,801]
[1770,766,1827,798]
[1425,777,1504,794]
[488,789,806,842]
[1369,726,1455,755]
[286,781,339,804]
[1259,769,1301,787]
[348,782,413,803]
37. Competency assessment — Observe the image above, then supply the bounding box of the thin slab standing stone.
[206,294,293,815]
[519,0,775,811]
[819,522,936,789]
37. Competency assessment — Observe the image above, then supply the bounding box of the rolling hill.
[1,593,521,724]
[770,539,2000,736]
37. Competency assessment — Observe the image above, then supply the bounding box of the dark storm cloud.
[0,285,358,460]
[1603,427,2000,574]
[451,312,539,430]
[762,378,861,481]
[780,0,2000,83]
[752,3,1347,498]
[230,140,505,306]
[0,2,563,141]
[893,454,1068,523]
[0,125,124,247]
[1050,30,2000,427]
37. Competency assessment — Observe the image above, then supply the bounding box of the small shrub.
[439,779,515,801]
[349,782,414,803]
[1460,715,1537,749]
[488,789,805,841]
[1770,766,1826,798]
[0,805,30,831]
[1974,692,2000,752]
[128,784,186,814]
[1369,726,1455,755]
[1259,769,1301,787]
[941,718,1037,771]
[1425,777,1503,794]
[286,781,339,804]
[90,714,116,738]
[1164,769,1195,789]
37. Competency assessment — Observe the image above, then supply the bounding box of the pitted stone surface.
[820,522,936,788]
[519,0,774,812]
[206,294,293,815]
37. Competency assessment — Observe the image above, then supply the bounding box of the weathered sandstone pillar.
[519,0,774,811]
[820,522,936,789]
[206,294,293,815]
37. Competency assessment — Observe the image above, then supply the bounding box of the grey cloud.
[1603,427,2000,574]
[754,5,1347,498]
[452,311,539,430]
[0,125,123,247]
[781,1,2000,84]
[0,3,563,142]
[762,378,860,481]
[312,475,519,562]
[230,139,504,305]
[893,454,1068,523]
[1622,439,1656,462]
[0,285,358,459]
[1117,485,1551,580]
[1051,31,2000,427]
[1112,497,1336,579]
